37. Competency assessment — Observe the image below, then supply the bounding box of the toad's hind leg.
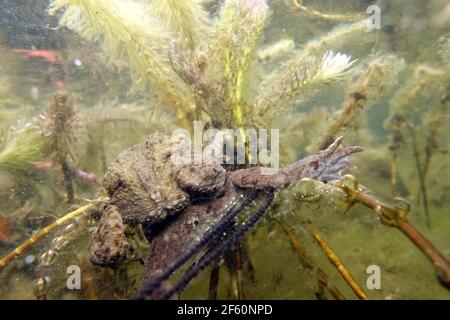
[136,188,260,300]
[158,190,275,300]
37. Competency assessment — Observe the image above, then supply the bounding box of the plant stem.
[234,248,246,300]
[208,264,220,300]
[309,223,369,300]
[0,198,106,269]
[280,221,346,300]
[349,190,450,290]
[398,116,431,228]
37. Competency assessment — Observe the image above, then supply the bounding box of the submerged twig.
[0,197,107,269]
[308,222,368,300]
[234,248,246,300]
[339,176,450,290]
[390,147,399,197]
[397,115,430,228]
[291,0,365,22]
[422,83,449,185]
[78,255,98,300]
[226,252,239,300]
[208,263,220,300]
[279,221,346,300]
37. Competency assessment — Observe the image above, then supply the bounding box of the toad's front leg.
[230,136,364,190]
[89,205,131,266]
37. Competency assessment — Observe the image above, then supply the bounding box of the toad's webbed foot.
[298,136,364,183]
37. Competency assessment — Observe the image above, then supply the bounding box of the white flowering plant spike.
[318,51,356,80]
[256,50,357,116]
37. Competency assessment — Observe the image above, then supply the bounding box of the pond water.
[0,0,449,300]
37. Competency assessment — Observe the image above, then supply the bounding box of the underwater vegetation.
[0,0,449,300]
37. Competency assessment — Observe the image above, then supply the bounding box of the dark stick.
[398,116,430,228]
[208,264,220,300]
[61,158,74,203]
[279,221,346,300]
[234,247,246,300]
[352,190,450,290]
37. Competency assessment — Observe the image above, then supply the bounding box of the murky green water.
[0,0,449,300]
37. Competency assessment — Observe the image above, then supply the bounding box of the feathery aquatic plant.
[257,51,356,117]
[49,0,196,126]
[0,125,47,172]
[149,0,211,50]
[49,0,359,132]
[309,54,405,151]
[214,0,270,127]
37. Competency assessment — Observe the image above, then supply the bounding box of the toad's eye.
[192,217,199,226]
[309,161,319,170]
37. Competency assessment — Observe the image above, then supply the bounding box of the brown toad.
[90,132,227,265]
[89,131,363,281]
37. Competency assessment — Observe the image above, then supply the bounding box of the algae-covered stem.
[0,197,108,269]
[390,149,399,197]
[226,248,246,300]
[397,115,431,228]
[234,248,246,300]
[280,222,346,300]
[208,263,220,300]
[308,222,369,300]
[291,0,366,21]
[345,187,450,290]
